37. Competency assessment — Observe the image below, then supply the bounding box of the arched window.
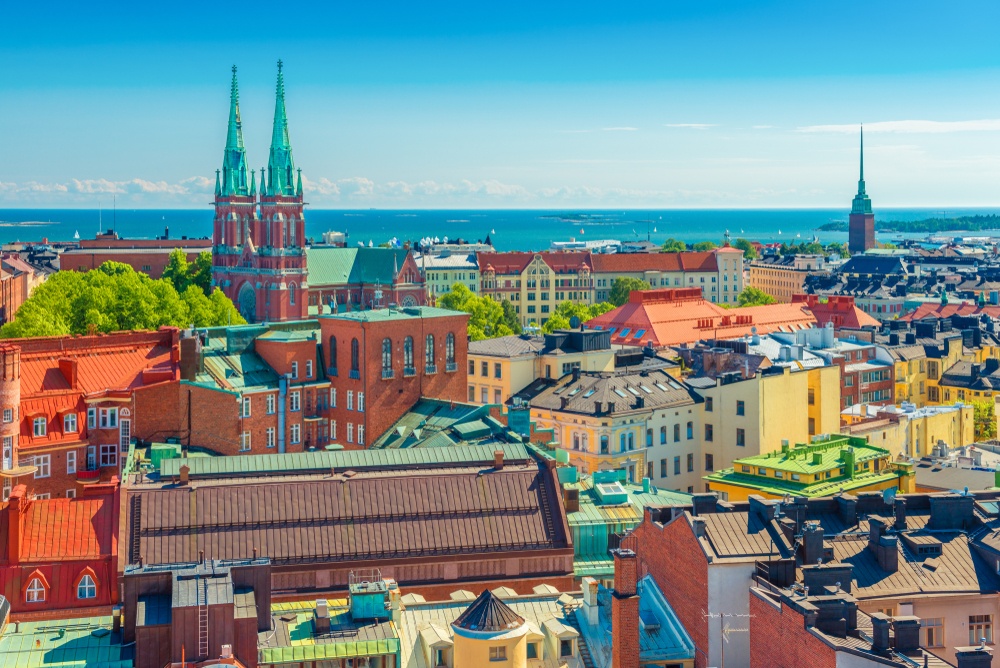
[26,577,45,603]
[660,426,667,444]
[351,338,360,376]
[288,282,296,306]
[404,337,414,375]
[446,332,456,367]
[329,336,337,375]
[382,338,393,378]
[573,433,580,450]
[77,573,97,600]
[425,334,435,370]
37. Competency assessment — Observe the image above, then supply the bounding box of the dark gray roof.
[914,462,997,492]
[136,594,172,627]
[524,368,697,415]
[468,335,545,358]
[452,590,525,632]
[173,571,234,608]
[838,256,909,276]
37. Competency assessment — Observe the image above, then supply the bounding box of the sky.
[2,0,1000,209]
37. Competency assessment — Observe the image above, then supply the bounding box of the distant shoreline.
[818,214,1000,234]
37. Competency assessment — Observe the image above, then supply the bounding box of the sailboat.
[73,230,80,240]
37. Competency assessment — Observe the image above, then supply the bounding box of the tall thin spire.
[220,65,250,197]
[851,124,872,215]
[267,59,297,197]
[858,124,865,194]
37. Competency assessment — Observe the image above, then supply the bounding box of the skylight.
[569,386,581,396]
[619,328,632,337]
[654,382,669,391]
[613,388,627,398]
[639,385,652,394]
[626,386,640,397]
[583,388,596,398]
[634,329,646,338]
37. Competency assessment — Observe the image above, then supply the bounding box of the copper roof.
[452,590,525,632]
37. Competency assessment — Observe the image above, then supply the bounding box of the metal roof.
[452,590,525,632]
[0,617,133,668]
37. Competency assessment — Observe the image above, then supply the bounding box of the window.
[489,647,507,661]
[482,361,489,376]
[382,338,393,377]
[970,615,993,645]
[687,453,694,472]
[705,397,713,412]
[347,423,354,443]
[600,435,609,454]
[660,458,668,477]
[291,361,298,379]
[329,388,336,409]
[64,413,77,433]
[239,432,251,452]
[34,454,50,478]
[351,338,360,376]
[660,426,667,444]
[527,643,539,660]
[329,421,337,441]
[290,423,301,445]
[808,417,816,435]
[469,385,476,402]
[26,578,45,603]
[446,333,456,368]
[99,444,117,468]
[674,424,680,442]
[736,400,745,416]
[66,489,76,498]
[290,391,301,412]
[357,425,365,446]
[494,363,502,379]
[922,618,944,647]
[470,360,476,375]
[347,390,353,410]
[494,389,502,404]
[646,428,653,447]
[99,407,118,429]
[736,428,746,446]
[33,417,46,437]
[686,422,693,440]
[705,454,714,472]
[306,360,313,378]
[357,392,365,412]
[705,424,714,442]
[266,427,276,448]
[87,407,96,429]
[242,396,251,418]
[404,337,415,374]
[67,450,76,475]
[77,574,97,600]
[329,336,338,374]
[481,387,489,403]
[2,408,10,423]
[560,639,573,657]
[845,375,854,387]
[267,394,276,414]
[425,334,436,371]
[674,456,681,475]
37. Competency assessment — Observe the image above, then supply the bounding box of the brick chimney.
[801,521,825,566]
[893,497,907,531]
[955,646,994,668]
[494,450,504,470]
[5,484,27,563]
[870,613,891,655]
[611,548,640,668]
[58,358,78,389]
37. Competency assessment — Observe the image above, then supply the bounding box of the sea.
[2,208,1000,252]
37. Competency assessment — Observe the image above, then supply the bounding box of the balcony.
[77,467,100,482]
[404,366,416,377]
[446,362,458,373]
[382,369,395,380]
[327,366,338,377]
[349,370,360,380]
[425,364,437,375]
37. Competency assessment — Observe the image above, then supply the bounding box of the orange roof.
[3,489,117,561]
[586,289,875,347]
[900,302,1000,322]
[791,294,880,329]
[591,251,718,273]
[476,251,593,275]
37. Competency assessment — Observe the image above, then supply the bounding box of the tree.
[437,283,514,340]
[736,286,777,307]
[191,251,214,295]
[692,241,718,252]
[826,242,851,259]
[974,399,997,441]
[501,299,522,335]
[161,249,191,293]
[733,238,758,260]
[541,301,616,333]
[661,238,687,253]
[608,277,651,307]
[0,262,244,338]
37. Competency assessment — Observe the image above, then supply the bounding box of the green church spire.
[851,124,872,215]
[220,65,251,197]
[267,59,297,197]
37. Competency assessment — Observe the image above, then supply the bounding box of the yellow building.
[747,254,825,303]
[467,329,619,405]
[841,403,975,459]
[479,251,595,328]
[705,435,915,501]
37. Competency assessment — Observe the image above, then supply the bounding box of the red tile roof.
[591,251,718,273]
[2,485,117,562]
[477,252,593,275]
[900,302,1000,322]
[586,289,876,347]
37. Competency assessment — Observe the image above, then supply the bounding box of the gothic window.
[382,338,393,372]
[404,336,414,370]
[446,333,456,364]
[288,282,296,306]
[351,338,360,373]
[77,573,97,600]
[329,337,337,372]
[425,334,435,368]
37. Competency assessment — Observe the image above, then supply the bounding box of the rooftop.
[320,305,464,323]
[370,399,516,449]
[521,367,697,416]
[305,246,415,287]
[0,616,133,668]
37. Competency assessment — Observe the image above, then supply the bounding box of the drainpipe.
[278,375,287,454]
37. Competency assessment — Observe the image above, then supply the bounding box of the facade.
[0,328,180,501]
[478,252,594,327]
[591,247,745,305]
[849,128,876,254]
[414,251,480,301]
[212,64,309,323]
[0,257,32,325]
[1,482,119,619]
[841,403,975,459]
[747,254,826,303]
[59,230,211,278]
[705,435,915,501]
[306,247,427,311]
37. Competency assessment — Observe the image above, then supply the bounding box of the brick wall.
[631,513,710,668]
[60,249,206,279]
[748,589,837,668]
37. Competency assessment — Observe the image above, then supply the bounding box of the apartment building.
[747,253,826,303]
[591,246,745,305]
[478,252,594,327]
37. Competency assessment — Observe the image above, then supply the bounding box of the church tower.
[212,62,308,323]
[848,125,875,254]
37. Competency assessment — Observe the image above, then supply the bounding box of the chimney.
[836,493,858,527]
[179,334,204,382]
[581,576,600,626]
[58,358,78,389]
[594,400,603,416]
[929,493,975,531]
[607,401,615,413]
[611,549,640,668]
[905,332,916,345]
[871,613,892,655]
[893,497,907,531]
[690,517,707,539]
[691,493,718,516]
[560,396,569,409]
[494,450,504,470]
[314,599,331,634]
[956,646,994,668]
[5,485,27,562]
[179,465,190,485]
[563,486,580,513]
[892,616,921,653]
[868,517,887,553]
[876,535,899,573]
[801,521,825,566]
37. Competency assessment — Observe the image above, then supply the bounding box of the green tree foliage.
[779,241,825,255]
[501,299,522,335]
[541,301,615,333]
[826,242,851,259]
[974,399,997,441]
[733,238,758,260]
[609,277,652,307]
[736,286,778,307]
[0,262,244,338]
[661,238,687,253]
[162,249,215,296]
[191,251,214,295]
[692,241,718,252]
[437,283,514,340]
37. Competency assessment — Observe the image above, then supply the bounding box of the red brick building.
[59,230,211,279]
[305,246,428,312]
[0,328,181,501]
[0,257,32,324]
[1,481,119,619]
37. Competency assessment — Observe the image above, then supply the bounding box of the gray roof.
[469,335,546,358]
[525,368,697,415]
[914,462,997,492]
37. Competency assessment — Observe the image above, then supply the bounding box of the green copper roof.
[305,247,413,287]
[851,124,873,215]
[218,65,251,198]
[722,435,885,474]
[267,59,297,197]
[0,616,133,668]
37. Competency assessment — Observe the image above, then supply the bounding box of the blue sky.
[2,0,1000,208]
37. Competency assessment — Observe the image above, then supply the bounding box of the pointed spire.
[250,169,257,196]
[219,65,250,197]
[296,169,303,197]
[215,170,221,197]
[851,124,873,216]
[858,124,866,195]
[267,59,297,197]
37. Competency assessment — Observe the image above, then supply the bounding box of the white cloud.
[752,125,775,130]
[602,126,638,132]
[797,119,1000,134]
[664,123,716,129]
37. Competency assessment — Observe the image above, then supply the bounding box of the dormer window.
[32,417,46,437]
